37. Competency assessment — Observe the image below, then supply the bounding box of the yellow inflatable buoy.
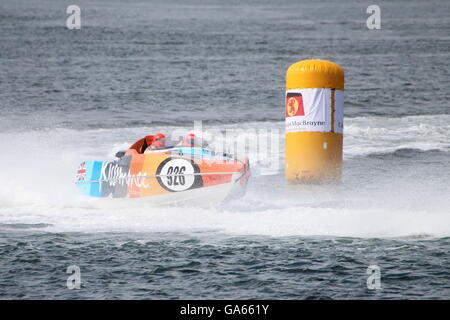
[285,59,344,183]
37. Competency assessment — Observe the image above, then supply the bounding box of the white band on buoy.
[285,88,344,134]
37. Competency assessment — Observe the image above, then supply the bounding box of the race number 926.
[157,158,195,192]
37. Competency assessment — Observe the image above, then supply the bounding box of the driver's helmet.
[181,133,207,147]
[152,133,166,149]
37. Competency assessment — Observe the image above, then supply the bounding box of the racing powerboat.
[75,142,250,205]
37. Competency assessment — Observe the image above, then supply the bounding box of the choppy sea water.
[0,0,449,299]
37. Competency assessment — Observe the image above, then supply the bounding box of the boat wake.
[0,115,449,238]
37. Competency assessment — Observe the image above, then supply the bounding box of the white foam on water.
[344,114,450,157]
[0,114,449,238]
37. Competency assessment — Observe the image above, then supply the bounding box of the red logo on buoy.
[285,94,304,117]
